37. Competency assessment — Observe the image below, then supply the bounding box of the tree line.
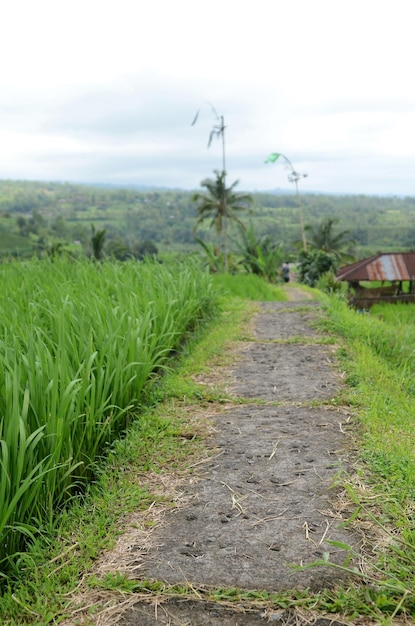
[1,180,415,273]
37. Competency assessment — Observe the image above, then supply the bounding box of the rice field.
[0,257,216,575]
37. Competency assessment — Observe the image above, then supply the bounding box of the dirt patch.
[137,403,354,591]
[229,343,340,401]
[64,296,361,625]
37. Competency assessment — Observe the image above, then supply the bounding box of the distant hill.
[0,179,414,259]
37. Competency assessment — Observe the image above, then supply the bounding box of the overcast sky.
[1,0,414,196]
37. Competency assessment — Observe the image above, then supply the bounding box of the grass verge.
[312,295,415,621]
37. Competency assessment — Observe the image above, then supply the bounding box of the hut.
[336,252,415,309]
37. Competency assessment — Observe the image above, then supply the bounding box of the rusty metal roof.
[337,253,415,282]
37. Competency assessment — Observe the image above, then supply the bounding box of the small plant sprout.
[265,152,308,250]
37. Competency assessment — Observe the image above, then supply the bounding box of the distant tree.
[402,228,415,249]
[349,228,368,246]
[51,216,67,238]
[297,249,338,287]
[106,238,131,261]
[46,242,65,258]
[28,211,46,235]
[316,270,347,296]
[16,211,46,237]
[16,216,28,236]
[132,240,159,260]
[90,225,106,261]
[193,170,252,272]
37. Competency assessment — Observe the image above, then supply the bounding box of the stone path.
[114,293,356,625]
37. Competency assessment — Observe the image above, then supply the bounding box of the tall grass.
[211,273,288,301]
[0,257,215,575]
[321,296,415,617]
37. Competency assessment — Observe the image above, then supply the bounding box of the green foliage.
[105,238,159,261]
[235,222,285,281]
[133,239,159,259]
[193,171,251,236]
[194,237,227,273]
[0,228,35,257]
[371,301,415,324]
[305,217,354,261]
[316,270,348,296]
[16,211,46,237]
[105,237,131,260]
[90,224,106,260]
[1,180,415,260]
[297,249,338,287]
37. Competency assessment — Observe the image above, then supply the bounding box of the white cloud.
[0,0,414,194]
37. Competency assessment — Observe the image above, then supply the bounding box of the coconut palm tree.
[193,170,252,272]
[305,217,354,261]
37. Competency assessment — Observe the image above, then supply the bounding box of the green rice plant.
[0,257,216,575]
[321,296,415,375]
[372,302,415,325]
[0,379,50,572]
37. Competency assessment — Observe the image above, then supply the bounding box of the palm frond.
[191,109,200,126]
[206,101,219,120]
